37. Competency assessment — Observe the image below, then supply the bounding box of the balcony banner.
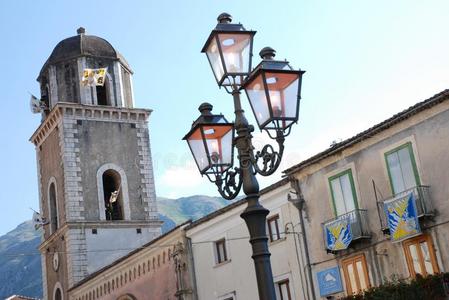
[325,218,352,251]
[384,192,421,242]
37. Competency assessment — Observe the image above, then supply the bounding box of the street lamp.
[183,13,305,300]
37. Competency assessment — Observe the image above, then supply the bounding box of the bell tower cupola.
[37,27,135,116]
[31,29,161,300]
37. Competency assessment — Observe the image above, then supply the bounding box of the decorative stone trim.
[41,254,48,300]
[30,106,62,147]
[66,228,88,287]
[58,116,84,222]
[136,122,159,221]
[30,103,152,147]
[53,281,64,300]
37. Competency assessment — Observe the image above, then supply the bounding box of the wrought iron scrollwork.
[206,166,243,200]
[251,131,285,176]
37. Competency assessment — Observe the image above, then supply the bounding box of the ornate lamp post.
[183,13,305,300]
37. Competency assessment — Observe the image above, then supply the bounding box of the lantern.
[201,13,256,87]
[183,103,234,175]
[242,47,305,132]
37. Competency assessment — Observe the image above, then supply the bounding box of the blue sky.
[1,1,448,235]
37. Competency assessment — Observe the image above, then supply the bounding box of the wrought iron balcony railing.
[322,209,371,251]
[377,185,433,233]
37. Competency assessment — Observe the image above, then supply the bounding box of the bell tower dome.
[37,27,135,116]
[32,29,161,300]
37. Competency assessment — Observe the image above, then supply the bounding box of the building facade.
[31,28,161,300]
[185,180,311,300]
[68,223,196,300]
[283,89,449,298]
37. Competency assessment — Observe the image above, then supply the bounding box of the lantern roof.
[201,13,256,53]
[183,103,231,140]
[242,47,305,89]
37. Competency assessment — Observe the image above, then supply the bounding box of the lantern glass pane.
[265,72,300,129]
[206,37,225,83]
[203,125,233,172]
[217,33,251,75]
[245,74,270,127]
[187,131,209,172]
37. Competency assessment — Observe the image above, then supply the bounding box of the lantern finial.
[217,13,232,24]
[259,47,276,60]
[198,102,213,115]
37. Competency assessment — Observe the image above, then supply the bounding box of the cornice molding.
[30,103,153,147]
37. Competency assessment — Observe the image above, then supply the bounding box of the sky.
[0,0,448,235]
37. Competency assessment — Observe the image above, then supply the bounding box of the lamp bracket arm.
[212,166,243,200]
[251,131,285,176]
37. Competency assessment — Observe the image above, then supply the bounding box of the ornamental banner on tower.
[384,192,421,242]
[81,68,108,87]
[325,218,352,251]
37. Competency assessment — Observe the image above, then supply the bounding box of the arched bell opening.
[102,169,123,220]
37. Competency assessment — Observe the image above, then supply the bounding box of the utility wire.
[1,230,299,258]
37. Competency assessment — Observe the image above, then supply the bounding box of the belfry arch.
[97,163,131,220]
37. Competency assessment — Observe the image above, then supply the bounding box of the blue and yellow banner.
[384,193,421,242]
[325,218,352,251]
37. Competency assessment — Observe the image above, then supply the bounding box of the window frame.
[53,282,64,300]
[328,169,359,217]
[403,234,439,278]
[277,279,292,300]
[384,142,421,195]
[341,254,370,295]
[215,238,228,264]
[217,291,236,300]
[47,177,59,234]
[267,214,281,242]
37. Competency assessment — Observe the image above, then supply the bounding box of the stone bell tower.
[31,28,162,300]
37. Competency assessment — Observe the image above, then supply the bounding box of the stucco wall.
[186,185,306,300]
[291,101,449,298]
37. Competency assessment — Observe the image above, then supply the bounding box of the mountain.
[0,195,232,299]
[157,195,233,224]
[0,220,42,299]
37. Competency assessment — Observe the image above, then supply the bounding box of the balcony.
[377,185,434,234]
[322,209,371,252]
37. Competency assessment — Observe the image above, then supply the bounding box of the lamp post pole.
[232,88,276,300]
[184,13,305,300]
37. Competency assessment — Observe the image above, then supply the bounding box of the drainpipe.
[288,177,316,300]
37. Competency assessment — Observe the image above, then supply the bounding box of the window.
[385,142,420,194]
[403,234,439,278]
[268,215,281,242]
[215,239,228,264]
[48,180,58,234]
[97,163,130,221]
[342,254,370,295]
[116,294,137,300]
[97,85,107,105]
[277,279,292,300]
[53,282,63,300]
[102,170,123,220]
[329,169,358,216]
[218,291,236,300]
[96,76,110,106]
[55,288,62,300]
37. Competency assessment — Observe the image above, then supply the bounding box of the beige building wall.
[68,224,195,300]
[285,91,449,298]
[186,183,310,300]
